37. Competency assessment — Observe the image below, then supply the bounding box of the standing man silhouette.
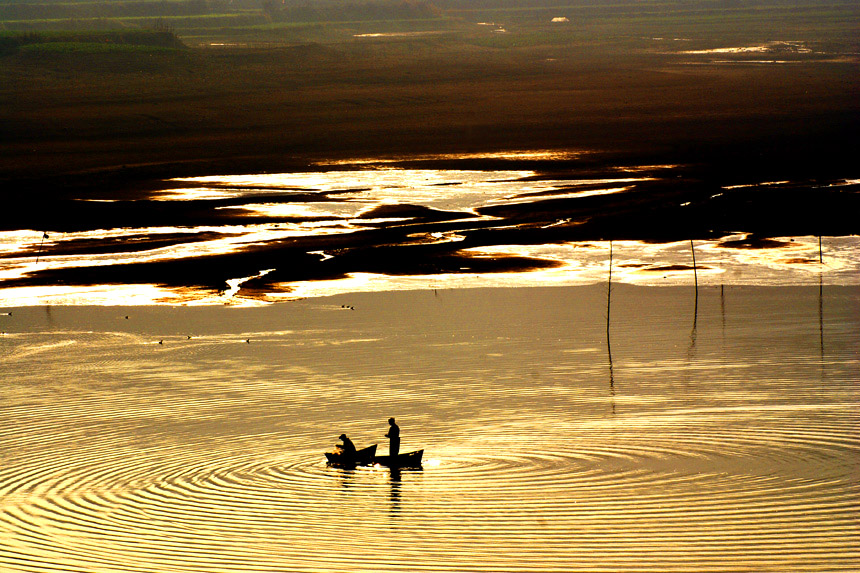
[385,417,400,457]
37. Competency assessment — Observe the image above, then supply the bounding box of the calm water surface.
[1,285,858,572]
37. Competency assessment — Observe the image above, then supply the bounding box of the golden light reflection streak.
[0,216,434,305]
[173,169,532,190]
[3,236,858,306]
[268,251,608,301]
[0,226,246,259]
[217,203,404,221]
[0,221,379,284]
[0,234,249,281]
[313,150,586,165]
[151,187,250,201]
[224,268,275,298]
[269,243,649,300]
[0,231,47,256]
[495,185,635,205]
[680,41,813,56]
[167,171,660,225]
[171,170,539,208]
[0,284,193,306]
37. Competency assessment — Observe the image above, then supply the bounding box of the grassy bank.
[0,28,184,55]
[3,0,858,45]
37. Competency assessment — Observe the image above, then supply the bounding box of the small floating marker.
[124,316,129,319]
[245,339,250,343]
[158,340,163,345]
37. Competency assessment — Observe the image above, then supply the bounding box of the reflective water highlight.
[1,163,858,306]
[1,285,858,571]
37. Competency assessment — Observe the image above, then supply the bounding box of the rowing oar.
[35,232,49,263]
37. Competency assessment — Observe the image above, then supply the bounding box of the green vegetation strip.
[19,41,178,53]
[0,29,183,54]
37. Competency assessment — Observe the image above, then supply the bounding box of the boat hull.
[325,444,377,466]
[373,449,423,468]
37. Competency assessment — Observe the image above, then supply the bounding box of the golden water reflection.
[680,41,813,55]
[1,285,857,571]
[1,165,858,306]
[2,233,856,306]
[314,149,587,165]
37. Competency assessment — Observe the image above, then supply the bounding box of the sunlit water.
[1,165,858,306]
[1,284,857,572]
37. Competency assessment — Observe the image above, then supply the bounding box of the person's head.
[339,433,348,440]
[388,417,395,425]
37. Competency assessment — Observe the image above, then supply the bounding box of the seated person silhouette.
[385,418,400,457]
[336,433,356,458]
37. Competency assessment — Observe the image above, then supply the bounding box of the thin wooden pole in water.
[690,239,698,290]
[819,272,824,362]
[35,232,48,263]
[606,240,613,340]
[819,236,823,264]
[689,239,698,357]
[607,240,615,408]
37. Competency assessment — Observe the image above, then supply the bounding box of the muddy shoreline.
[4,43,859,190]
[2,44,858,298]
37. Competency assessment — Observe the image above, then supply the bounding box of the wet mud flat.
[1,39,858,300]
[2,157,857,303]
[3,31,859,185]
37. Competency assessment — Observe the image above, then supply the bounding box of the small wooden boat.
[373,449,423,468]
[325,444,377,466]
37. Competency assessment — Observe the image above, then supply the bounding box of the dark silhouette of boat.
[373,449,423,468]
[324,446,423,468]
[325,444,377,466]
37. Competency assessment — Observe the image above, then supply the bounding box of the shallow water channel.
[1,283,857,572]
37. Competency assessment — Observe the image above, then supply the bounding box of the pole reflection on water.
[0,284,858,572]
[606,241,615,415]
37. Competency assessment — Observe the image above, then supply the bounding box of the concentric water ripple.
[1,286,858,571]
[3,414,857,572]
